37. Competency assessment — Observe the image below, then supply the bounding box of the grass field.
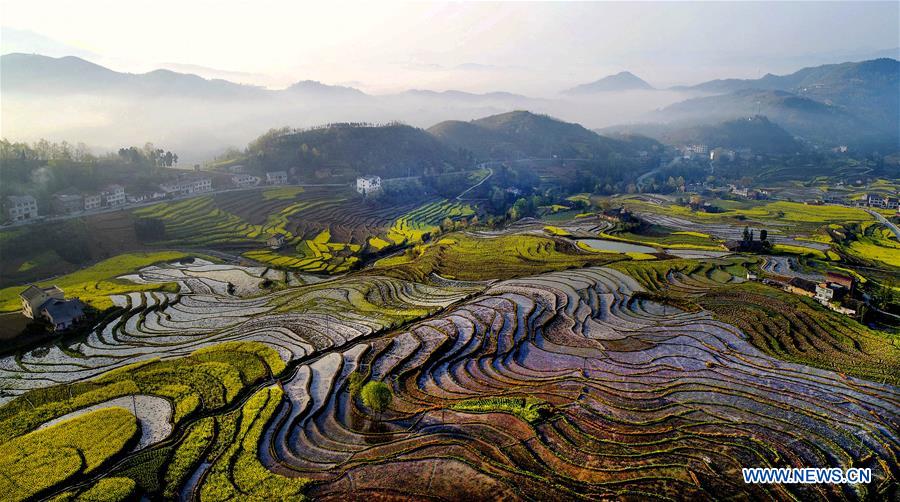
[0,251,194,312]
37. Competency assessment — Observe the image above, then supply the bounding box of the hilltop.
[564,71,654,94]
[243,123,468,180]
[428,110,639,160]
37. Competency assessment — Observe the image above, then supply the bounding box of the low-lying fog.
[0,89,693,163]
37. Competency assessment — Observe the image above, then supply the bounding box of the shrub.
[450,396,552,423]
[360,381,392,417]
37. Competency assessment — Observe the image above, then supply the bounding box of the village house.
[101,184,127,207]
[4,195,38,223]
[232,174,261,188]
[160,177,213,196]
[83,194,102,211]
[20,285,86,331]
[786,277,817,298]
[681,144,708,157]
[52,192,84,215]
[20,285,65,319]
[266,171,288,185]
[127,191,167,204]
[863,193,900,209]
[356,175,383,196]
[40,298,86,331]
[267,233,286,249]
[709,148,736,162]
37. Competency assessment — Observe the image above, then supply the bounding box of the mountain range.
[1,53,897,158]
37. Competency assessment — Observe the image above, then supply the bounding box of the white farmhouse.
[356,175,382,196]
[102,184,127,207]
[83,194,102,211]
[232,174,260,188]
[266,171,288,185]
[160,178,213,196]
[4,195,38,222]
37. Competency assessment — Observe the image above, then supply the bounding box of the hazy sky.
[2,1,898,94]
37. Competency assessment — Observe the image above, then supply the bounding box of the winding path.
[456,167,493,200]
[866,208,900,239]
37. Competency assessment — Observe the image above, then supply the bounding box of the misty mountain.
[675,58,898,98]
[656,88,891,150]
[564,71,654,94]
[0,53,267,100]
[604,116,801,155]
[657,59,899,150]
[428,110,644,160]
[285,80,370,100]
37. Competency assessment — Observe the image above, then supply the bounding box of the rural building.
[267,233,286,249]
[52,192,84,215]
[266,171,288,185]
[863,193,900,209]
[356,175,383,195]
[825,272,855,293]
[786,277,817,297]
[160,178,213,196]
[40,298,86,331]
[20,285,65,319]
[232,174,260,188]
[4,195,38,223]
[815,283,847,303]
[127,191,166,204]
[709,148,736,161]
[101,184,127,207]
[83,194,102,211]
[20,285,86,330]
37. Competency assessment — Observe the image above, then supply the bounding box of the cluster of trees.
[117,146,178,167]
[1,138,94,163]
[242,123,472,182]
[0,138,179,200]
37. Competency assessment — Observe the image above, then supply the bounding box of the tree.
[360,381,392,418]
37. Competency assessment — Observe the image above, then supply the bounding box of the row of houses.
[857,193,899,210]
[159,177,213,196]
[761,271,863,317]
[52,185,128,215]
[3,184,129,222]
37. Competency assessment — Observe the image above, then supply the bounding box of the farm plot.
[255,266,898,500]
[371,232,628,282]
[386,200,475,245]
[37,395,173,451]
[612,258,900,385]
[637,212,832,251]
[0,258,483,402]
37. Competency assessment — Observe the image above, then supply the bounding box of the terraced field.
[0,259,483,402]
[133,188,474,274]
[260,267,898,500]
[0,236,897,500]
